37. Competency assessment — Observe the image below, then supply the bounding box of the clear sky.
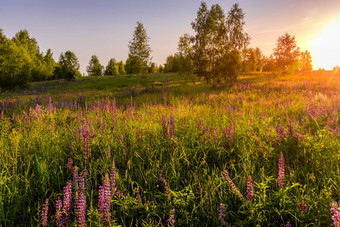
[1,0,340,72]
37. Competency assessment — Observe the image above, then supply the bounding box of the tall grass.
[0,72,340,226]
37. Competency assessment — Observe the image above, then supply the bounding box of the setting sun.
[312,19,340,70]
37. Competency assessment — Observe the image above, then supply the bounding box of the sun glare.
[312,20,340,70]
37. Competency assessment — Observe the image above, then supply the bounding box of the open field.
[1,71,340,226]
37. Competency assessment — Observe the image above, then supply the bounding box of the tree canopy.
[87,55,103,76]
[191,2,250,83]
[126,22,152,74]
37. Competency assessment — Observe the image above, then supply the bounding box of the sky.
[1,0,340,73]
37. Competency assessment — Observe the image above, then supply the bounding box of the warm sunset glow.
[312,20,340,70]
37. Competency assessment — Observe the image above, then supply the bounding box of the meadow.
[1,71,340,226]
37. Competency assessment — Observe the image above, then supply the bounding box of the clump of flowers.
[136,186,142,204]
[300,200,306,212]
[218,203,228,226]
[246,175,253,201]
[286,221,291,227]
[41,198,49,226]
[55,197,64,227]
[223,171,244,200]
[62,180,72,224]
[159,170,171,200]
[75,174,86,227]
[110,160,116,195]
[98,175,111,225]
[167,208,175,226]
[278,152,285,187]
[330,202,340,226]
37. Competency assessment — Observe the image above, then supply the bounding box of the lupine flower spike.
[278,152,285,187]
[218,203,228,226]
[159,170,171,200]
[246,175,254,201]
[330,202,340,226]
[223,171,244,200]
[136,186,142,204]
[98,174,111,225]
[41,198,48,226]
[300,200,306,212]
[167,208,175,226]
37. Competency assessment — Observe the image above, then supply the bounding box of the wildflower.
[330,202,340,226]
[286,221,291,227]
[159,170,171,200]
[218,203,228,226]
[110,160,116,195]
[136,186,142,204]
[98,175,111,225]
[246,175,254,202]
[300,200,306,212]
[55,197,64,227]
[41,198,48,226]
[169,113,175,138]
[167,209,175,226]
[75,174,86,227]
[223,171,244,200]
[162,115,168,138]
[278,152,285,186]
[62,180,72,224]
[67,158,74,171]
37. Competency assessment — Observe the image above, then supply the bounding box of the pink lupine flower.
[246,175,254,201]
[278,152,285,187]
[41,198,48,226]
[223,171,244,200]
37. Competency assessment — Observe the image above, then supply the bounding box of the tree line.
[164,2,313,83]
[0,1,313,90]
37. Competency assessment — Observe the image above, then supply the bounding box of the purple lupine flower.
[218,203,228,226]
[55,197,64,227]
[110,160,116,195]
[286,221,291,227]
[169,113,175,138]
[276,125,286,143]
[223,171,244,200]
[136,186,142,204]
[98,175,111,225]
[159,170,171,200]
[75,174,86,227]
[330,202,340,226]
[246,175,254,202]
[41,198,48,226]
[81,121,91,164]
[62,180,72,224]
[223,125,235,149]
[300,200,306,212]
[278,152,285,187]
[67,158,74,171]
[167,209,175,226]
[161,115,168,138]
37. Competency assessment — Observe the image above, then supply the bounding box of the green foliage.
[125,55,147,74]
[0,29,57,89]
[87,55,103,76]
[273,33,301,74]
[105,58,119,76]
[191,2,249,83]
[127,22,152,75]
[0,72,340,226]
[55,50,81,81]
[0,38,31,89]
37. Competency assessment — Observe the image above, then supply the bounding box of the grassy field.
[1,71,340,226]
